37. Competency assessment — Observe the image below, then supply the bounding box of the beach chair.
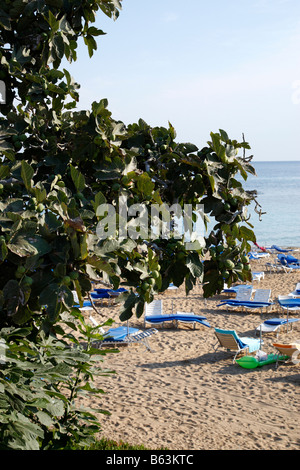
[217,286,253,311]
[256,317,300,337]
[144,300,165,327]
[277,254,300,272]
[214,328,262,363]
[144,300,210,329]
[72,290,93,311]
[278,295,300,312]
[170,312,210,329]
[91,287,127,306]
[217,289,272,314]
[222,284,253,295]
[273,343,300,369]
[248,251,270,260]
[243,289,273,314]
[256,296,300,336]
[252,271,264,282]
[268,245,297,253]
[89,317,158,352]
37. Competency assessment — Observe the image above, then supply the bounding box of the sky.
[63,0,300,162]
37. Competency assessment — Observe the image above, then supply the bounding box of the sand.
[79,252,300,451]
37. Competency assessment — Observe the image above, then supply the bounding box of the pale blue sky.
[64,0,300,161]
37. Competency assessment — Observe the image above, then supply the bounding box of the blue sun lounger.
[90,322,158,352]
[144,300,210,329]
[269,245,296,253]
[145,313,210,329]
[278,297,300,310]
[277,254,300,271]
[256,317,300,336]
[217,289,272,313]
[256,296,300,336]
[222,284,253,294]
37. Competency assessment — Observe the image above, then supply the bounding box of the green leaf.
[21,161,34,190]
[186,252,203,279]
[39,283,74,321]
[0,9,11,30]
[239,225,256,243]
[33,183,47,203]
[0,165,10,179]
[8,235,51,258]
[119,291,137,321]
[137,173,155,196]
[3,280,22,316]
[203,268,224,298]
[70,165,85,192]
[92,191,106,212]
[0,140,14,153]
[47,10,59,32]
[219,129,229,142]
[83,35,97,58]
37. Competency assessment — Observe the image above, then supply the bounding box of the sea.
[209,161,300,248]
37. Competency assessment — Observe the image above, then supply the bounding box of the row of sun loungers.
[71,277,300,366]
[216,279,300,365]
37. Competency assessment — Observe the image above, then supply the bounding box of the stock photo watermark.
[95,197,206,250]
[0,81,6,104]
[0,339,7,364]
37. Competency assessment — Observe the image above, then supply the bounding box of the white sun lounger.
[144,300,210,329]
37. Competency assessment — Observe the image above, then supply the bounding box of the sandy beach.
[80,252,300,451]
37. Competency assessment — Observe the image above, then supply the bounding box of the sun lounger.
[252,272,264,281]
[167,283,178,290]
[72,291,93,311]
[217,289,272,309]
[222,284,253,295]
[277,254,300,272]
[265,261,287,273]
[273,343,300,369]
[144,300,210,329]
[214,328,262,363]
[248,251,270,259]
[217,289,273,314]
[243,289,272,314]
[278,296,300,312]
[256,296,300,336]
[102,326,158,352]
[268,245,297,253]
[89,317,158,352]
[91,287,127,305]
[256,317,300,337]
[278,254,300,264]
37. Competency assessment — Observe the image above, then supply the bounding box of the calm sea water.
[206,161,300,248]
[240,161,300,248]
